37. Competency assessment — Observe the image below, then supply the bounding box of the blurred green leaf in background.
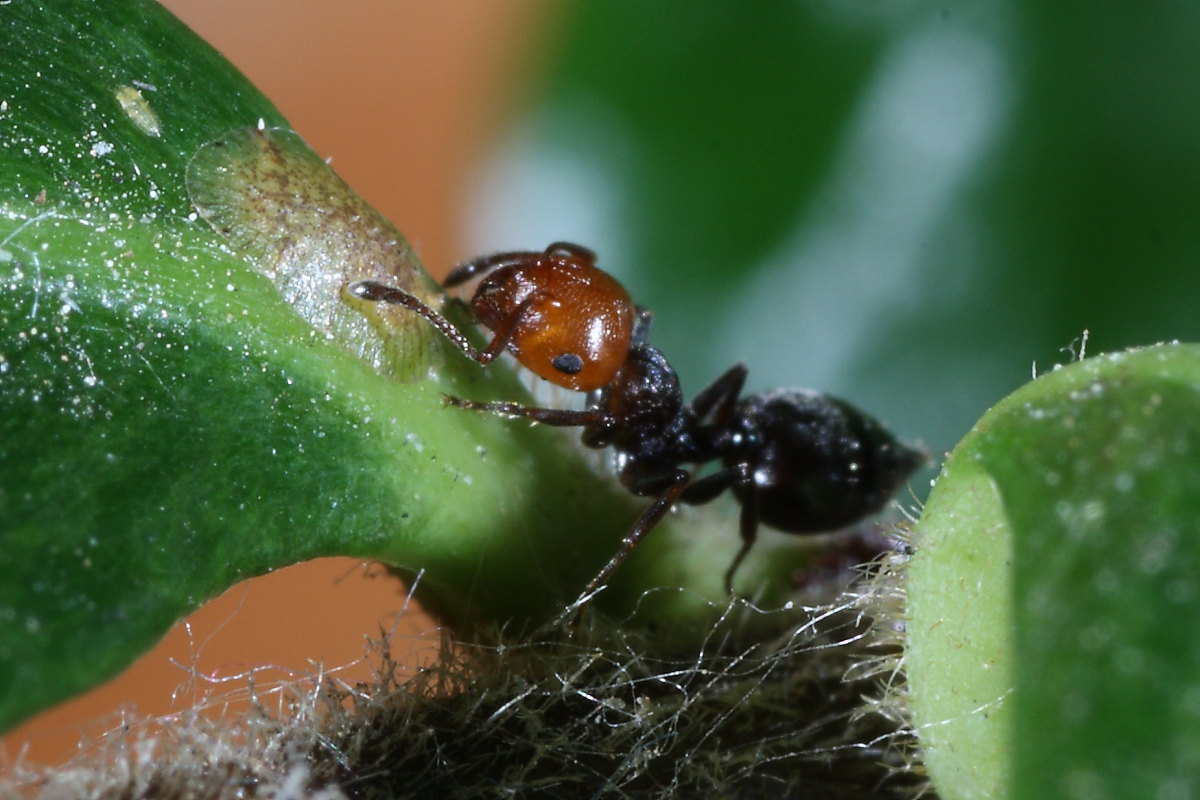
[471,9,1200,795]
[470,1,1200,456]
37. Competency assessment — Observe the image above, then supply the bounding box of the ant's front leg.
[442,395,612,428]
[346,280,538,368]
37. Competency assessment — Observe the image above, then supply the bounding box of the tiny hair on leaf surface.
[907,342,1200,800]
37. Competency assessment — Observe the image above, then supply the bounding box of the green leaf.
[487,1,1200,456]
[906,342,1200,799]
[0,0,817,733]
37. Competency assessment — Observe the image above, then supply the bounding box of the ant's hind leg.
[673,464,758,595]
[679,463,748,505]
[723,486,761,596]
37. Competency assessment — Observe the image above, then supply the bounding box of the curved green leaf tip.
[907,342,1200,799]
[0,0,825,734]
[0,0,593,733]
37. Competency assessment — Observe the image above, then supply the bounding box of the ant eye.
[551,353,585,375]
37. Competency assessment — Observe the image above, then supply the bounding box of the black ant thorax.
[582,344,688,456]
[346,242,925,611]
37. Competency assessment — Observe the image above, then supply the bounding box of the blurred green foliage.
[482,0,1200,455]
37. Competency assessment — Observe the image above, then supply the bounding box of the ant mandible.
[346,242,925,607]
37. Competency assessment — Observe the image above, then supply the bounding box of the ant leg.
[347,280,538,367]
[443,395,612,428]
[674,464,760,595]
[475,292,544,363]
[723,484,761,595]
[560,469,690,625]
[443,250,536,288]
[442,241,593,288]
[347,281,488,360]
[678,463,749,505]
[689,364,748,426]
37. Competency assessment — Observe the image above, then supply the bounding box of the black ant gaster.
[347,242,925,610]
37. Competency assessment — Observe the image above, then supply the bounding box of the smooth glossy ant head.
[444,242,636,392]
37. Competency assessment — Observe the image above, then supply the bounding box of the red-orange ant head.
[468,246,635,392]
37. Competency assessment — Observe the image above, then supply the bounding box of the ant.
[346,242,925,610]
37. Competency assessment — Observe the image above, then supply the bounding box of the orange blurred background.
[2,0,552,769]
